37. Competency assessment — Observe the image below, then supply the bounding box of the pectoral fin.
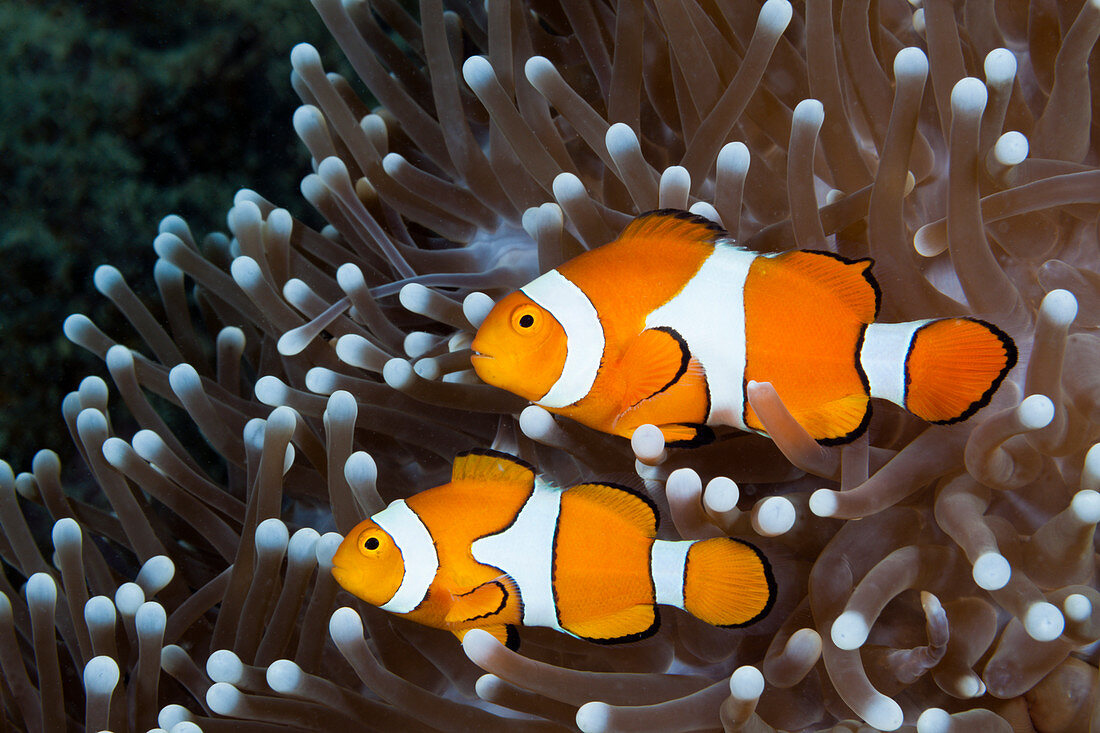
[444,579,513,625]
[613,347,711,445]
[619,328,691,408]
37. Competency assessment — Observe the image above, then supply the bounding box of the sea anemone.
[3,0,1099,730]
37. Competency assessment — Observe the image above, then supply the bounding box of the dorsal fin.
[775,250,881,321]
[566,482,659,537]
[452,449,536,487]
[617,209,729,248]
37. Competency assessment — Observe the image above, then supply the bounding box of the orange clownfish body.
[471,210,1017,446]
[331,450,775,648]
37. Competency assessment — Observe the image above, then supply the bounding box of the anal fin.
[747,390,869,445]
[564,604,659,644]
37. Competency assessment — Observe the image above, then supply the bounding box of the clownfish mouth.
[469,352,495,383]
[330,564,349,586]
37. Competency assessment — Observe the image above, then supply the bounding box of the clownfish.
[471,210,1017,446]
[331,449,775,648]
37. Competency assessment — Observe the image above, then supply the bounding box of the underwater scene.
[3,0,1100,731]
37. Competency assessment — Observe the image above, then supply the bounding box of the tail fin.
[904,318,1016,423]
[682,538,776,627]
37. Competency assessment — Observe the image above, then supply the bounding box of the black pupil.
[519,314,534,328]
[364,537,380,550]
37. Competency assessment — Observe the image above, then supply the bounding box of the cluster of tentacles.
[3,0,1100,731]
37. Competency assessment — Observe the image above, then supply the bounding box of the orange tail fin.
[682,538,775,627]
[905,318,1016,423]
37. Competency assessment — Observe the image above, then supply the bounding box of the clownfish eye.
[510,305,541,334]
[358,532,383,555]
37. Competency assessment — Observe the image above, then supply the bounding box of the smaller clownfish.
[331,450,775,649]
[470,210,1017,446]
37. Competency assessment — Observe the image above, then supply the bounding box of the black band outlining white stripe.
[521,270,604,409]
[650,539,691,608]
[646,247,753,430]
[373,500,438,613]
[860,320,930,407]
[470,478,565,631]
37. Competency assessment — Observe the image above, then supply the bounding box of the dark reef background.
[0,0,350,472]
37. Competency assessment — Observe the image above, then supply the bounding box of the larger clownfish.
[471,210,1017,446]
[331,449,775,648]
